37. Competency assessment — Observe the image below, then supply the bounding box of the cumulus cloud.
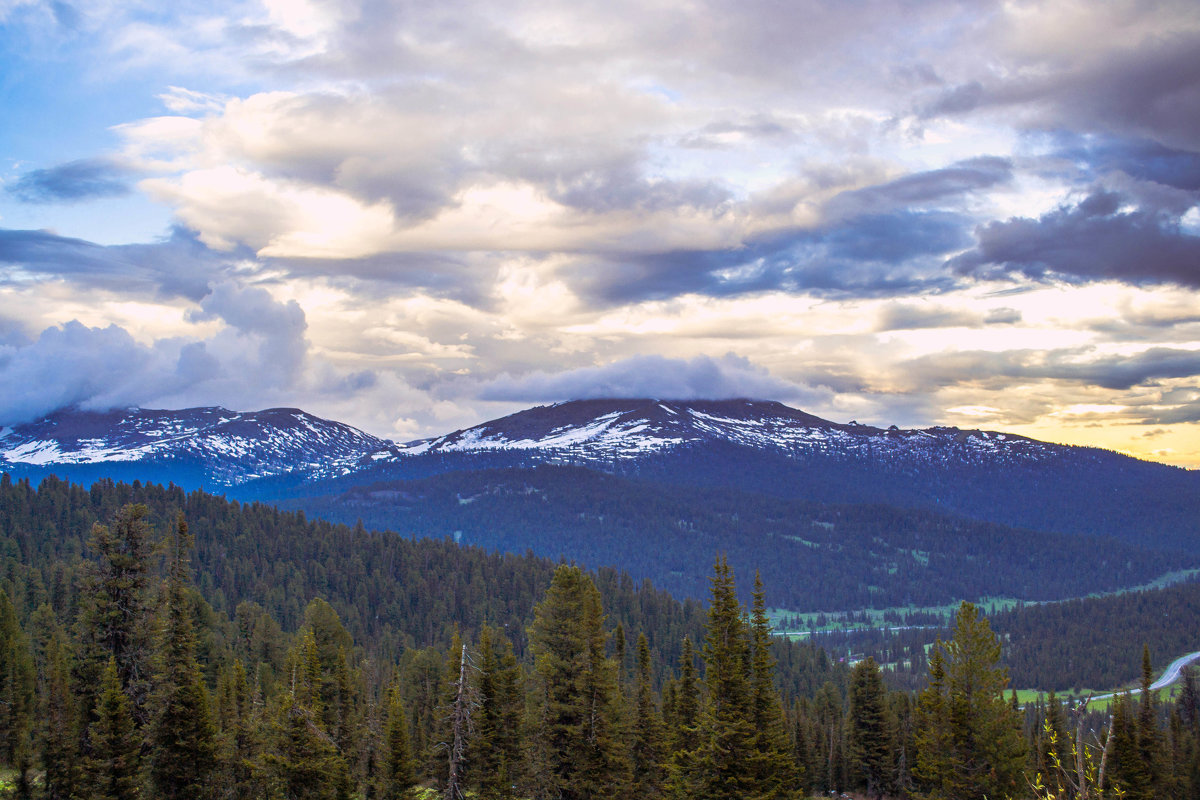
[0,282,312,425]
[8,158,133,203]
[475,353,808,403]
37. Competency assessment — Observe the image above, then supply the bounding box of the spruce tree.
[847,657,891,800]
[630,632,667,798]
[665,636,702,799]
[695,556,758,800]
[472,625,523,800]
[77,503,155,728]
[384,680,417,800]
[913,602,1026,800]
[40,625,82,800]
[528,564,631,800]
[146,514,218,799]
[0,590,35,768]
[87,658,141,800]
[747,571,799,799]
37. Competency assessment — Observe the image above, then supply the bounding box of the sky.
[1,0,1198,467]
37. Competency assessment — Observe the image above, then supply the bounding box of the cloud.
[897,346,1200,393]
[0,282,312,425]
[824,157,1013,219]
[8,158,132,203]
[951,190,1200,288]
[0,226,250,301]
[1049,134,1200,191]
[475,353,807,403]
[572,209,969,305]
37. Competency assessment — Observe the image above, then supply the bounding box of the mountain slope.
[0,406,398,488]
[287,464,1189,611]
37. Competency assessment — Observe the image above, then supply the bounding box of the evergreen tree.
[77,503,155,727]
[694,556,758,800]
[847,657,891,800]
[471,625,523,800]
[384,680,417,800]
[86,658,141,800]
[39,623,82,800]
[913,602,1026,800]
[747,572,799,799]
[630,632,667,798]
[0,590,35,768]
[146,514,218,799]
[528,564,631,800]
[665,636,703,800]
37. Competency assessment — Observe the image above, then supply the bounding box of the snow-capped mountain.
[0,406,398,487]
[399,398,1061,467]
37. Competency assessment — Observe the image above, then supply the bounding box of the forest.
[1,474,1199,798]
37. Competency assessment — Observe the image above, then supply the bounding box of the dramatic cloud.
[476,354,809,404]
[8,158,132,204]
[952,190,1200,287]
[0,282,311,424]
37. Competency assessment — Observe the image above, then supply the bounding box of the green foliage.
[145,515,218,800]
[471,625,523,800]
[86,658,141,800]
[383,681,416,800]
[847,657,892,800]
[913,602,1027,800]
[528,564,631,799]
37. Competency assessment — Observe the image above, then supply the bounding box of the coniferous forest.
[2,474,1200,798]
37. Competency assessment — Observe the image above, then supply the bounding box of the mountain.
[0,405,399,489]
[396,397,1061,467]
[3,397,1198,557]
[287,464,1186,611]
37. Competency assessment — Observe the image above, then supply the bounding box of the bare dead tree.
[444,644,479,800]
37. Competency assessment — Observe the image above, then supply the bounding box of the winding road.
[1089,651,1200,704]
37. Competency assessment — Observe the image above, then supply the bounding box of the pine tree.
[145,514,218,799]
[528,564,631,800]
[847,657,892,800]
[630,632,667,798]
[694,556,758,800]
[913,602,1026,800]
[87,658,141,800]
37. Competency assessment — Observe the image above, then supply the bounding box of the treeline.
[4,475,1200,798]
[294,465,1186,610]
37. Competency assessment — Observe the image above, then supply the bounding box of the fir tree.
[87,658,141,800]
[0,590,35,768]
[145,514,218,799]
[39,624,82,800]
[665,636,702,800]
